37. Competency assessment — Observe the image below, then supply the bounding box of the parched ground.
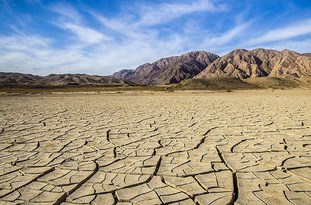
[0,90,310,205]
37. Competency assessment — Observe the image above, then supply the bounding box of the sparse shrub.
[165,87,175,92]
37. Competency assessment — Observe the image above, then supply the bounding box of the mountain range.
[0,73,128,87]
[1,48,311,88]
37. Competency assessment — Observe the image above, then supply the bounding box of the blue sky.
[0,0,311,75]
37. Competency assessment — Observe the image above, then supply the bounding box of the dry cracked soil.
[0,90,310,205]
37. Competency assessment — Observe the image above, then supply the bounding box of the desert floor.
[0,90,310,205]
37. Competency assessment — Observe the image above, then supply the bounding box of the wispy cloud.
[0,34,82,74]
[204,22,251,46]
[61,23,108,44]
[51,3,109,45]
[0,0,10,11]
[251,18,311,44]
[134,0,225,26]
[0,34,51,50]
[50,3,82,24]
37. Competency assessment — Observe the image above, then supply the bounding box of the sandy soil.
[0,90,310,204]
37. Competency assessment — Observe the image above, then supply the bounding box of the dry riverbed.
[0,90,310,204]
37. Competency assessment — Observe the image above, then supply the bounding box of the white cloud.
[51,4,110,45]
[0,34,84,74]
[251,18,311,44]
[0,29,187,75]
[0,34,51,51]
[204,22,251,46]
[61,23,108,44]
[135,0,224,26]
[50,3,82,24]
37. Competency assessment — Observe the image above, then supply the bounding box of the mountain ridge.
[196,48,311,79]
[1,48,311,88]
[0,72,128,87]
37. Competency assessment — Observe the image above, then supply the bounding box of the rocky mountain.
[113,51,219,85]
[196,48,311,79]
[0,73,128,87]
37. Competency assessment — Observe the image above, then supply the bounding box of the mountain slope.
[0,73,128,87]
[196,48,311,79]
[113,51,219,85]
[41,74,128,86]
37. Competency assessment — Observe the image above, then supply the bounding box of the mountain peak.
[231,48,249,54]
[113,51,219,85]
[196,48,311,79]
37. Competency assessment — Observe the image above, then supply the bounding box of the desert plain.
[0,90,311,205]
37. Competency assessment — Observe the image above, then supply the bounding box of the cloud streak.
[135,0,224,26]
[50,3,82,24]
[251,18,311,44]
[204,22,251,46]
[51,3,110,45]
[61,23,108,44]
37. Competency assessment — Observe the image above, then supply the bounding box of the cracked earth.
[0,91,310,205]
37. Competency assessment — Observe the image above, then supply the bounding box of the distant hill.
[0,73,128,87]
[113,51,219,85]
[196,48,311,79]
